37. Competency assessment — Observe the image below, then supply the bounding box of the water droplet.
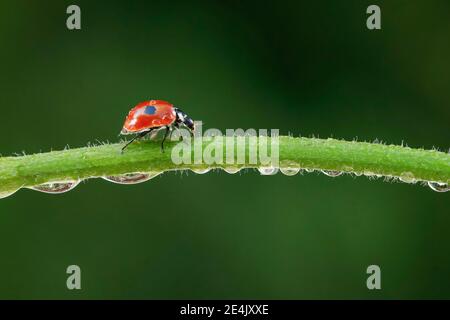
[223,168,241,174]
[191,168,211,174]
[0,188,20,199]
[321,170,343,177]
[305,168,315,173]
[280,167,301,176]
[399,172,415,184]
[29,180,80,194]
[354,172,363,176]
[428,182,449,193]
[258,167,279,175]
[103,172,160,184]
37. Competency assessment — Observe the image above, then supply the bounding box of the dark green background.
[0,0,449,299]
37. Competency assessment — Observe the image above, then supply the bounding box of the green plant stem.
[0,137,449,195]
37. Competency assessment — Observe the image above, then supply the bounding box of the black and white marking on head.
[174,107,195,131]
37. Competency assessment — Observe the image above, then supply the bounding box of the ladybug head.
[174,108,195,132]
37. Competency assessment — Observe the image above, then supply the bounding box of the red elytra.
[121,100,176,134]
[120,100,195,152]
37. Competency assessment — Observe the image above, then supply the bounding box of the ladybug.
[120,100,195,152]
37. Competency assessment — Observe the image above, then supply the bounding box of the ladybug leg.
[121,129,153,153]
[160,126,171,153]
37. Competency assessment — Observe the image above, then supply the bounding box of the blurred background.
[0,0,449,299]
